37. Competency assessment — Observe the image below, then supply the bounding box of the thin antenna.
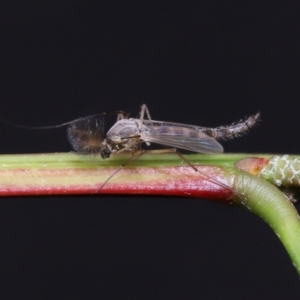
[0,111,128,130]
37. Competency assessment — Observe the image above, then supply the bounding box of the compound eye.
[101,147,111,159]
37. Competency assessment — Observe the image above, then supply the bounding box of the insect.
[96,104,260,157]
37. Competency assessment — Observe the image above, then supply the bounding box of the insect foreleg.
[95,149,146,192]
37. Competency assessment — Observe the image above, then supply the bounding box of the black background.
[0,1,300,299]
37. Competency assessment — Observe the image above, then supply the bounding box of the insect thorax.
[106,119,142,141]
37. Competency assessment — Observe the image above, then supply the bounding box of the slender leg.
[111,137,141,155]
[95,149,146,192]
[140,104,152,120]
[140,149,234,195]
[97,147,234,196]
[139,104,152,122]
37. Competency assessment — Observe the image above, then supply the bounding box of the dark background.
[0,1,300,299]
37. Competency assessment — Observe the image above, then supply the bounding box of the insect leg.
[95,149,146,192]
[96,147,236,198]
[139,104,152,121]
[135,104,152,131]
[174,149,236,196]
[135,148,235,196]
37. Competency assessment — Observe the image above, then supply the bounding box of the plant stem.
[1,152,300,275]
[232,170,300,275]
[0,153,240,200]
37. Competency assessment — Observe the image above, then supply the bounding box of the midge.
[85,104,260,159]
[3,104,260,158]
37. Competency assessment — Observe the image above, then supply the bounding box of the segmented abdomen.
[202,112,260,140]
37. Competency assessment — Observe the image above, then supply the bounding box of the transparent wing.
[140,121,224,154]
[141,119,210,131]
[142,134,223,153]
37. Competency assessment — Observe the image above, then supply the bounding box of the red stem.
[0,165,233,203]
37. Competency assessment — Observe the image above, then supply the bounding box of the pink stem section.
[0,166,233,202]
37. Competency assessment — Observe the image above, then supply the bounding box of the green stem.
[0,152,274,168]
[232,170,300,275]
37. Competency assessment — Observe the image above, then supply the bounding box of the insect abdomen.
[203,112,260,140]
